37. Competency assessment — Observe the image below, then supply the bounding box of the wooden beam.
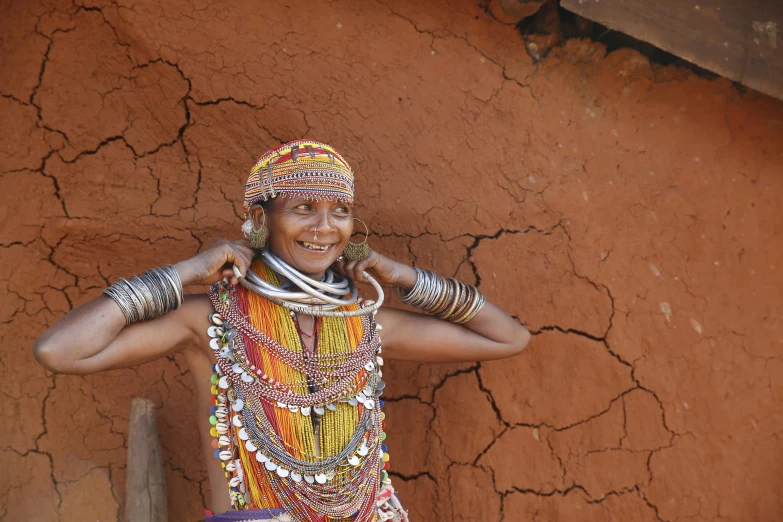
[561,0,783,100]
[125,398,168,522]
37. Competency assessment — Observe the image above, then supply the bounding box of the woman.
[33,140,530,521]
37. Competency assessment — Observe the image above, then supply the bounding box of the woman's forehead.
[277,196,352,207]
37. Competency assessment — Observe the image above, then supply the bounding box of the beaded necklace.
[206,262,395,521]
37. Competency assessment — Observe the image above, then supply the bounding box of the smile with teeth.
[300,241,332,251]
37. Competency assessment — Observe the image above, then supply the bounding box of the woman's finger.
[232,238,254,254]
[234,244,253,267]
[343,260,359,280]
[219,243,244,285]
[333,259,347,276]
[353,260,364,281]
[355,257,374,280]
[232,248,254,284]
[353,260,369,282]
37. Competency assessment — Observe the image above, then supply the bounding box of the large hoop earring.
[242,208,268,250]
[341,218,370,261]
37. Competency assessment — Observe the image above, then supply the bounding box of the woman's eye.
[296,204,312,211]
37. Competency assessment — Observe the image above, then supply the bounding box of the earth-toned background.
[2,0,782,520]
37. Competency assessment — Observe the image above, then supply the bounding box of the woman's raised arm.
[375,304,529,362]
[337,250,531,363]
[32,238,255,375]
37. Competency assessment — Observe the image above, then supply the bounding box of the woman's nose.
[314,210,334,231]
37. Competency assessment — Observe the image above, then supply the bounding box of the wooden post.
[125,397,168,522]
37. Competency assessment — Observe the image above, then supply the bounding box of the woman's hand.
[339,249,533,364]
[335,249,418,289]
[174,238,256,287]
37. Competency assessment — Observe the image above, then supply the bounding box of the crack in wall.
[3,1,778,521]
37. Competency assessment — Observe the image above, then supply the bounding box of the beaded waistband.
[205,507,288,521]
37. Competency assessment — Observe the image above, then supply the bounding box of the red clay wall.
[2,1,782,521]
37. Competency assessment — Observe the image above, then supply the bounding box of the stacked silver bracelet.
[103,265,184,325]
[395,267,487,324]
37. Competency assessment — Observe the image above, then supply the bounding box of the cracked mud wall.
[1,0,782,520]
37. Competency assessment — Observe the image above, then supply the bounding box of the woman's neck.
[261,251,327,281]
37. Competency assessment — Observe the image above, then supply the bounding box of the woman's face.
[251,196,353,278]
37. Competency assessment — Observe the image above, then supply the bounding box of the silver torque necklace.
[233,250,384,317]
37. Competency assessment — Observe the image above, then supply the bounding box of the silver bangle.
[133,276,158,319]
[395,268,486,323]
[103,284,134,323]
[103,265,184,325]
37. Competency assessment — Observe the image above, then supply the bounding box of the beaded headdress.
[243,139,354,218]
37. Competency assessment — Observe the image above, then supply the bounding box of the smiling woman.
[257,196,354,278]
[32,139,531,522]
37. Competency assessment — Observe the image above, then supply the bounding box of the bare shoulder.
[181,293,215,323]
[373,306,424,351]
[374,306,407,331]
[178,293,218,350]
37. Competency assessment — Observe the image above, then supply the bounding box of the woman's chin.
[281,253,341,277]
[300,261,333,276]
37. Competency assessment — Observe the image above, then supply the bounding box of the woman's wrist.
[174,259,200,287]
[392,264,419,290]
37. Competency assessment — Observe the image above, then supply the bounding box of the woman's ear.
[250,204,266,228]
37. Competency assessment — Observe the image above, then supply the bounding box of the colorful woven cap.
[243,139,354,217]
